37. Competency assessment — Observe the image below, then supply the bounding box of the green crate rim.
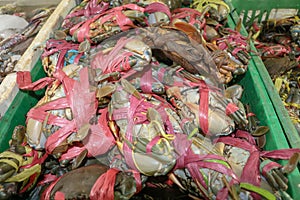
[225,0,300,149]
[225,0,300,197]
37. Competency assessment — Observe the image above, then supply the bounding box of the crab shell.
[171,137,252,199]
[108,83,179,176]
[220,144,275,194]
[91,37,152,74]
[166,86,235,136]
[94,26,222,87]
[26,64,82,150]
[48,164,108,200]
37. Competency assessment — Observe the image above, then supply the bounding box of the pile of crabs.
[0,0,300,199]
[248,16,300,135]
[0,4,55,83]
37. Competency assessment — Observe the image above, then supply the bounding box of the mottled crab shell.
[97,26,222,88]
[166,85,235,136]
[90,37,152,74]
[108,85,178,176]
[26,64,82,150]
[222,144,274,194]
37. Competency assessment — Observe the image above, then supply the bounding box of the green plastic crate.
[225,0,300,198]
[225,0,300,150]
[229,0,300,28]
[0,0,299,198]
[0,60,46,150]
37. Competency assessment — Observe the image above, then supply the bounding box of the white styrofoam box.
[0,0,76,117]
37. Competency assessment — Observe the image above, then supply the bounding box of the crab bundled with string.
[0,0,300,200]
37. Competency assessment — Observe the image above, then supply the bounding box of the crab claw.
[168,172,186,191]
[125,38,152,64]
[281,152,300,174]
[121,78,141,99]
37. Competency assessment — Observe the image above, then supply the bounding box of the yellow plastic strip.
[0,151,23,165]
[5,164,41,182]
[151,120,175,140]
[240,183,276,200]
[192,0,230,12]
[205,159,231,168]
[0,159,19,170]
[274,78,283,93]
